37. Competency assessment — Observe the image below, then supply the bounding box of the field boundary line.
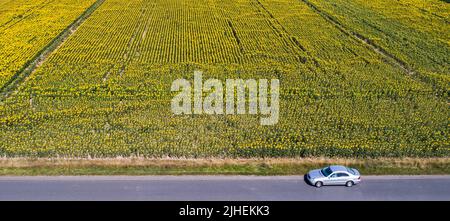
[299,0,441,97]
[0,0,106,102]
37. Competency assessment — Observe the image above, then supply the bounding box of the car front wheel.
[315,181,323,188]
[345,181,354,187]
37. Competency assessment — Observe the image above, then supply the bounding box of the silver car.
[306,165,361,188]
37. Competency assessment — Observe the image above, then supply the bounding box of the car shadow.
[303,174,314,187]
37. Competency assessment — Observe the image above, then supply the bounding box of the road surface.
[0,175,449,200]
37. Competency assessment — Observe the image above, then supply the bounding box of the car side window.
[330,173,337,178]
[337,173,349,177]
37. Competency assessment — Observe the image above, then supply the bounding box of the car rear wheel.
[345,181,354,187]
[315,181,323,188]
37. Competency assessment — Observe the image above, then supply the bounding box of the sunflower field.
[0,0,448,158]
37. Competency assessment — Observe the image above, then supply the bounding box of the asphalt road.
[0,176,449,201]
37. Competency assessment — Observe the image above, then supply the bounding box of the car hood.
[308,169,325,179]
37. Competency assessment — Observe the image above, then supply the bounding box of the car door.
[336,172,350,185]
[327,173,339,185]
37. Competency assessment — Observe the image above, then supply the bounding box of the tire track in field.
[102,1,150,136]
[116,2,151,78]
[300,0,447,97]
[396,0,449,24]
[253,0,319,66]
[226,20,244,54]
[299,0,416,76]
[0,0,106,102]
[0,0,56,31]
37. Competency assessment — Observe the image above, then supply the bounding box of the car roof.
[329,165,348,173]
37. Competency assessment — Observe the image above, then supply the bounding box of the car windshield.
[321,167,333,177]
